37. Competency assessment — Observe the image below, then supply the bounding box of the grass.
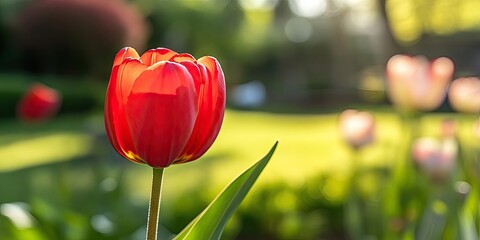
[0,111,393,189]
[0,110,365,195]
[2,109,478,195]
[1,108,479,237]
[0,110,473,210]
[0,133,91,171]
[0,110,474,185]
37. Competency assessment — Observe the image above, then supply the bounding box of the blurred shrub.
[0,74,104,118]
[159,174,347,240]
[0,165,347,240]
[13,0,148,78]
[0,160,147,240]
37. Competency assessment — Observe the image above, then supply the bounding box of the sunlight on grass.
[127,110,406,205]
[0,133,92,172]
[124,110,480,215]
[2,110,478,213]
[178,110,403,187]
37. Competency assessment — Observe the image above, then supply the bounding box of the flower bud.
[17,83,61,122]
[104,47,226,168]
[412,137,458,182]
[339,109,375,149]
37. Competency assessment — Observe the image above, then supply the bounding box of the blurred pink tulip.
[17,83,61,122]
[448,77,480,113]
[339,109,375,148]
[412,137,457,181]
[386,55,454,111]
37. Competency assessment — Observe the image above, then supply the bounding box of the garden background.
[1,0,480,239]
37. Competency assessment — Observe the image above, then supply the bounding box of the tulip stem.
[146,167,165,240]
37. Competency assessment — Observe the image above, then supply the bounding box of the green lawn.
[0,109,396,189]
[3,109,476,199]
[2,109,477,186]
[1,109,479,238]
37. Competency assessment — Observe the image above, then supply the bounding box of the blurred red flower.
[104,47,226,168]
[17,83,62,122]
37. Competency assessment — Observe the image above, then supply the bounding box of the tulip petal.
[140,48,177,66]
[104,58,147,164]
[386,55,416,78]
[431,57,454,80]
[418,57,452,110]
[117,58,148,104]
[177,56,226,163]
[170,53,203,93]
[177,61,204,95]
[125,61,198,167]
[169,53,196,63]
[112,47,140,68]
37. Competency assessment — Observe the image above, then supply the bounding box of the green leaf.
[459,189,478,240]
[173,142,278,240]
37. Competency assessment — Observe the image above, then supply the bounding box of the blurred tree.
[381,0,480,74]
[384,0,480,45]
[12,0,148,79]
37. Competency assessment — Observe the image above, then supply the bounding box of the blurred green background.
[1,0,480,239]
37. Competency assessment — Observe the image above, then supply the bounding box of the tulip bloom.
[17,83,61,122]
[104,47,226,168]
[339,109,375,149]
[448,77,480,113]
[412,137,457,181]
[386,55,454,111]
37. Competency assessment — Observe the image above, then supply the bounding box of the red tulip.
[104,47,226,168]
[386,55,454,111]
[17,83,61,122]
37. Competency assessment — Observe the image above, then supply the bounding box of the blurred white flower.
[448,77,480,113]
[91,214,114,234]
[386,55,454,111]
[412,137,458,181]
[339,109,375,148]
[0,202,34,229]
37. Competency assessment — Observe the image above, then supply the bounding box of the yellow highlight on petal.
[175,154,193,164]
[125,151,144,164]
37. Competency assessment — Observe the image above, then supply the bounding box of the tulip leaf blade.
[173,141,278,240]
